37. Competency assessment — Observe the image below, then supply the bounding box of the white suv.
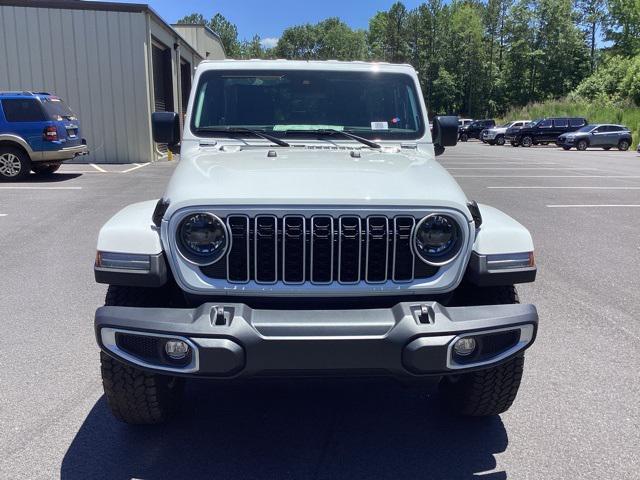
[93,61,538,424]
[482,120,531,145]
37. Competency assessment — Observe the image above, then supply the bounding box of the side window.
[553,118,568,128]
[569,118,586,127]
[1,99,46,122]
[539,119,552,128]
[608,126,621,132]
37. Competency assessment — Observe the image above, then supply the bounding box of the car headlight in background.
[176,212,228,265]
[413,214,463,266]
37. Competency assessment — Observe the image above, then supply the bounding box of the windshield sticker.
[371,121,388,130]
[391,117,400,124]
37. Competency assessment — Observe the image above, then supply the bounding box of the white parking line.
[0,213,7,217]
[0,186,82,190]
[488,186,640,189]
[121,163,150,173]
[89,163,107,173]
[547,204,640,208]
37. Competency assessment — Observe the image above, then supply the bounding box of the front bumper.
[95,301,538,379]
[36,143,89,162]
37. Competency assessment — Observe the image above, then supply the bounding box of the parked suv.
[458,118,473,131]
[94,61,538,425]
[0,92,88,180]
[509,117,587,147]
[557,124,632,151]
[459,119,495,141]
[481,120,531,146]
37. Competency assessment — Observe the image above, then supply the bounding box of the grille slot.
[338,216,362,284]
[310,216,334,284]
[227,215,250,283]
[283,215,306,284]
[392,216,415,282]
[254,215,278,284]
[199,213,441,285]
[365,216,389,283]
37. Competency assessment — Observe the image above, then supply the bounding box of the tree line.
[178,0,639,118]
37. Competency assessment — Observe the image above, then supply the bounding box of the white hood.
[163,146,470,215]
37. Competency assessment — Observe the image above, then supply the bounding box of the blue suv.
[0,92,88,180]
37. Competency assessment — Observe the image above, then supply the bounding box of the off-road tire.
[576,139,588,151]
[100,285,184,424]
[521,136,533,147]
[440,354,525,416]
[496,135,505,146]
[618,140,630,151]
[0,145,31,181]
[460,133,469,142]
[440,285,526,416]
[32,163,61,175]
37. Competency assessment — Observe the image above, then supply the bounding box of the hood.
[164,146,470,215]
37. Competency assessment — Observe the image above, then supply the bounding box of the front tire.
[100,285,184,424]
[460,133,469,142]
[440,285,526,416]
[0,146,31,181]
[521,136,533,147]
[496,135,505,146]
[576,139,588,151]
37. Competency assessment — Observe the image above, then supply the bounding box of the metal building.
[0,0,225,163]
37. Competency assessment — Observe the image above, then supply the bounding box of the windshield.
[41,97,77,121]
[576,125,596,133]
[191,70,425,140]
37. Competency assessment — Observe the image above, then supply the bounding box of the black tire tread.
[442,285,526,416]
[100,285,183,424]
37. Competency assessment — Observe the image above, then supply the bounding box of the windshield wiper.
[312,129,381,149]
[194,127,290,147]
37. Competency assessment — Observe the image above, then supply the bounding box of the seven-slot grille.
[201,214,439,284]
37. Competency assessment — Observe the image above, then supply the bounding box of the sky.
[110,0,424,46]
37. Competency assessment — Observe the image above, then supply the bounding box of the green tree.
[605,0,640,56]
[176,13,206,25]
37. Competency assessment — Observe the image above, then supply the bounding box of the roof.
[0,0,202,60]
[0,91,52,98]
[198,59,417,73]
[0,0,148,13]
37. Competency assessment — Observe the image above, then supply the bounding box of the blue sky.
[112,0,423,46]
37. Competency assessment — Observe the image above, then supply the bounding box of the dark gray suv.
[557,124,632,151]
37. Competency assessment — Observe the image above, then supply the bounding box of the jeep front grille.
[201,214,438,284]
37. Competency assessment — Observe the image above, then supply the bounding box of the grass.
[500,99,640,149]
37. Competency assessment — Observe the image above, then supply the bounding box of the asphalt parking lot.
[1,142,639,479]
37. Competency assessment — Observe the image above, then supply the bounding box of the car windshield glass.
[191,70,424,141]
[41,97,77,121]
[576,125,595,133]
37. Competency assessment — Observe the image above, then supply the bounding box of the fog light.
[453,337,477,356]
[165,340,190,360]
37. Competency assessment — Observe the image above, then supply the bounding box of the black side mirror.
[152,112,180,153]
[432,115,458,156]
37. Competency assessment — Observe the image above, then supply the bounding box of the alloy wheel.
[0,153,22,177]
[618,140,630,151]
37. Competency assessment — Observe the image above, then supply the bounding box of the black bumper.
[95,301,538,379]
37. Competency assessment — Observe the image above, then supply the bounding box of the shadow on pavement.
[61,379,508,480]
[25,173,83,182]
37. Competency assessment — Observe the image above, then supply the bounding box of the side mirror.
[152,112,180,153]
[432,115,458,156]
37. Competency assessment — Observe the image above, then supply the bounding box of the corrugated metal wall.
[0,5,153,163]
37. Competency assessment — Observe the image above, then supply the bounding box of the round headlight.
[177,213,228,265]
[414,214,462,266]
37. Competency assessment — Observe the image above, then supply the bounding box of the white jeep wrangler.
[94,60,538,424]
